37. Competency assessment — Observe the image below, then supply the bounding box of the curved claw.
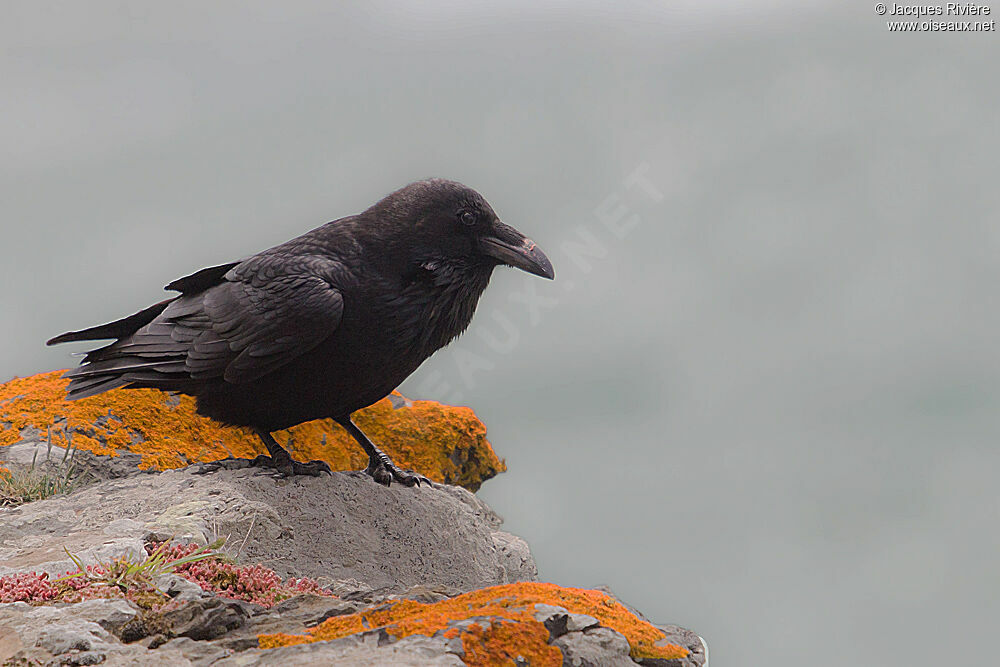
[394,469,434,488]
[364,459,432,488]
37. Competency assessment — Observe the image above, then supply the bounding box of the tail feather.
[63,374,131,400]
[66,357,188,379]
[51,298,193,401]
[84,340,190,362]
[62,356,192,400]
[47,299,174,345]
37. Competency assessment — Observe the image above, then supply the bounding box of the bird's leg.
[335,416,431,488]
[250,428,331,477]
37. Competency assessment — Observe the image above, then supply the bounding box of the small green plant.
[1,539,330,609]
[0,428,80,507]
[1,540,223,606]
[0,462,76,507]
[55,539,225,594]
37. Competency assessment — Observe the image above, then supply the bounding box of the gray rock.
[213,631,464,666]
[208,593,361,651]
[2,598,138,635]
[657,624,709,667]
[397,583,461,604]
[553,626,634,667]
[632,624,709,667]
[0,467,536,592]
[533,604,635,667]
[159,596,255,641]
[0,600,190,666]
[565,613,600,633]
[325,577,374,598]
[263,592,360,627]
[534,603,600,638]
[592,586,709,667]
[158,636,232,666]
[492,530,537,580]
[36,622,106,654]
[76,598,140,633]
[64,650,109,665]
[154,572,211,601]
[533,602,568,619]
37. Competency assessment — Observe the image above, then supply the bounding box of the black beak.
[479,221,555,280]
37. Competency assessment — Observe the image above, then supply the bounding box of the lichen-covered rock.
[0,372,705,666]
[258,582,692,665]
[0,589,699,666]
[0,370,504,491]
[0,466,703,666]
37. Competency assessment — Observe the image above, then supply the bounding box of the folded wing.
[59,254,345,399]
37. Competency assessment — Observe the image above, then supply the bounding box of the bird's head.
[365,179,555,282]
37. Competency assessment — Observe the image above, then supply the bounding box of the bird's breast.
[357,275,490,358]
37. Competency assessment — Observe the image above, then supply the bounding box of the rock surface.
[0,467,535,589]
[0,371,706,666]
[0,370,504,491]
[0,465,705,665]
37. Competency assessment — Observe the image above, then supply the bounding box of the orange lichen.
[258,581,689,662]
[352,397,503,491]
[460,619,563,667]
[0,371,504,491]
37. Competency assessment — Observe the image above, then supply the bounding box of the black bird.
[47,179,554,486]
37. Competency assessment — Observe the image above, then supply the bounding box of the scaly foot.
[365,448,432,488]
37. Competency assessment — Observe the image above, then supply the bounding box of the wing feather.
[63,253,345,394]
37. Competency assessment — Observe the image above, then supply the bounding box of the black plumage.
[48,179,554,485]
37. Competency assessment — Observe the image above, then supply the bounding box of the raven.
[47,179,554,486]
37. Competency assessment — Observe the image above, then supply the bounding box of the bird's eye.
[459,211,477,226]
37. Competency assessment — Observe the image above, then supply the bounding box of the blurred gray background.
[3,1,997,664]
